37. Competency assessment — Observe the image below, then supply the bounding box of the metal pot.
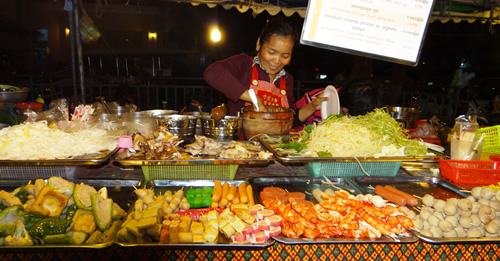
[0,85,30,103]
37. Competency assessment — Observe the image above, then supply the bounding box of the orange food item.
[287,192,306,200]
[263,187,287,197]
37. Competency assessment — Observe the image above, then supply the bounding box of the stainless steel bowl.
[201,116,242,141]
[0,85,31,103]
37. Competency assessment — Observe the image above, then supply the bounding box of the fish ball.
[467,195,476,202]
[420,208,434,220]
[445,215,459,227]
[485,221,499,234]
[485,232,498,238]
[422,220,430,231]
[471,214,482,227]
[467,227,483,238]
[433,199,446,213]
[471,202,481,213]
[471,187,483,199]
[478,205,496,224]
[490,200,500,212]
[447,198,458,207]
[458,198,472,211]
[478,198,491,206]
[454,226,467,237]
[438,220,453,232]
[481,187,495,200]
[405,210,416,219]
[428,214,441,227]
[444,202,458,216]
[493,217,500,226]
[459,216,473,228]
[459,210,472,217]
[422,194,435,207]
[414,218,424,230]
[443,230,458,238]
[420,230,433,237]
[430,226,443,238]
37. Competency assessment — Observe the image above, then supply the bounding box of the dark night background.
[2,0,500,122]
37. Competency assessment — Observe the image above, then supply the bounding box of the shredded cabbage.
[298,109,428,157]
[0,121,118,160]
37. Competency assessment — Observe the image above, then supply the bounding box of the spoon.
[249,89,259,111]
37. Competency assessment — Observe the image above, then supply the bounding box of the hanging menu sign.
[300,0,435,66]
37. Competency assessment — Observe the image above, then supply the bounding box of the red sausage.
[287,192,306,200]
[384,185,418,206]
[374,185,407,206]
[263,187,287,197]
[260,190,276,202]
[295,199,314,207]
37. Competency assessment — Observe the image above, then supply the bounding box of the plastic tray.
[439,159,500,185]
[141,164,238,180]
[304,161,402,177]
[0,166,86,180]
[476,125,500,154]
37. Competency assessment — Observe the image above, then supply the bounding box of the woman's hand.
[298,91,328,122]
[240,90,268,112]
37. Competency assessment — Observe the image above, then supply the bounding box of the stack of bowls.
[201,115,242,141]
[184,111,210,136]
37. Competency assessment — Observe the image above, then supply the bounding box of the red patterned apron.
[245,64,289,108]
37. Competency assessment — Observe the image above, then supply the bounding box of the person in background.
[294,77,379,130]
[203,19,327,127]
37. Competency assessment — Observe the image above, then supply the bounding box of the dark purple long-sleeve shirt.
[203,53,301,126]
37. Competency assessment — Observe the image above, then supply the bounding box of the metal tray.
[115,179,275,250]
[351,176,500,244]
[0,179,141,250]
[113,142,272,166]
[251,176,418,244]
[258,134,444,164]
[0,147,119,166]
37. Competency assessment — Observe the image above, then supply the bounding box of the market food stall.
[0,104,499,261]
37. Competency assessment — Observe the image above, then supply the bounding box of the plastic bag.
[80,13,101,43]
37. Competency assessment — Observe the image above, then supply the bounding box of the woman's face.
[257,34,294,77]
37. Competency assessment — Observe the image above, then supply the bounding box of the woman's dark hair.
[338,78,379,116]
[258,19,299,47]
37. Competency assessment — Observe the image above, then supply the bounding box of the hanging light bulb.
[211,26,221,42]
[210,5,221,43]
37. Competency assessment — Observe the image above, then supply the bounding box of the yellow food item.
[29,186,69,218]
[212,180,222,202]
[227,184,237,201]
[220,182,230,207]
[246,185,255,206]
[192,234,205,243]
[73,209,97,235]
[179,220,190,233]
[203,225,218,243]
[238,183,248,204]
[178,232,193,243]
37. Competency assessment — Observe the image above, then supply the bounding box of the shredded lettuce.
[295,108,428,157]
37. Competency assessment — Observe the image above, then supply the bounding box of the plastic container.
[440,159,500,185]
[0,166,84,180]
[141,165,238,180]
[476,125,500,154]
[304,161,402,177]
[16,102,43,114]
[118,136,133,148]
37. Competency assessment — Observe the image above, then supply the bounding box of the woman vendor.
[203,19,327,127]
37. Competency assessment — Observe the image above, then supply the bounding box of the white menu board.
[300,0,435,66]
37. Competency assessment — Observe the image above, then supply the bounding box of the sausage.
[263,187,287,197]
[238,183,248,204]
[287,192,306,200]
[260,190,276,202]
[384,185,419,206]
[295,199,314,207]
[246,185,255,206]
[374,185,407,206]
